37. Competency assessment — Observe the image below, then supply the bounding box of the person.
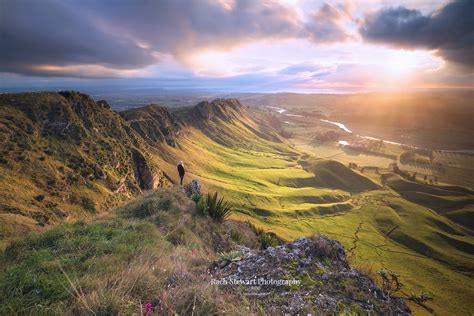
[177,161,185,185]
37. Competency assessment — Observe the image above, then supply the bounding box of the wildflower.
[143,303,153,316]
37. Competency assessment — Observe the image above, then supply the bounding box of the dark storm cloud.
[90,0,302,61]
[0,0,157,75]
[0,0,352,77]
[360,0,474,69]
[0,0,300,76]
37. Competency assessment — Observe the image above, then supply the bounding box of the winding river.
[266,106,474,154]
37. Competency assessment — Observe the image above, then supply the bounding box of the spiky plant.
[219,250,242,262]
[205,192,233,222]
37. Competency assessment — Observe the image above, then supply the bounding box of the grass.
[145,110,474,315]
[0,219,163,314]
[2,93,473,314]
[0,189,258,315]
[0,92,166,245]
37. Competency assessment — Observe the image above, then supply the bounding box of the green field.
[149,104,474,315]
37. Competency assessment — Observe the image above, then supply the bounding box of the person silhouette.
[177,161,185,186]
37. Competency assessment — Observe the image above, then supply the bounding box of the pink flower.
[145,303,152,311]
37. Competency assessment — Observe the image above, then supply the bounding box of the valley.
[119,93,474,315]
[0,92,473,314]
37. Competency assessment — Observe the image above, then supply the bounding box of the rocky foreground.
[212,235,410,315]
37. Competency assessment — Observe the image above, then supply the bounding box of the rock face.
[183,180,201,198]
[193,98,248,122]
[131,148,164,190]
[212,235,410,315]
[122,104,182,147]
[0,91,168,237]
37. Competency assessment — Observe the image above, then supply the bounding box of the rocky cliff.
[0,91,168,242]
[121,103,183,147]
[213,235,410,314]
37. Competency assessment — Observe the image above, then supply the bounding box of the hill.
[299,160,380,192]
[1,92,473,314]
[121,103,183,147]
[0,92,168,245]
[121,97,474,314]
[385,173,474,231]
[175,98,286,146]
[0,188,410,315]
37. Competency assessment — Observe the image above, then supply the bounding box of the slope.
[1,93,473,314]
[0,92,168,246]
[385,173,474,231]
[121,99,474,314]
[297,159,380,192]
[0,187,410,315]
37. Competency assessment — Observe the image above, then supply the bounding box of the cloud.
[0,0,302,76]
[0,0,157,76]
[305,3,352,42]
[359,0,474,70]
[278,63,335,78]
[0,0,356,77]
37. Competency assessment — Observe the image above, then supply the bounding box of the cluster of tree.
[389,163,439,184]
[423,174,439,184]
[349,138,385,151]
[299,111,323,118]
[313,130,341,143]
[362,166,380,174]
[390,163,413,180]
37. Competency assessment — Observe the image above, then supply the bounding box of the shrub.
[247,221,279,249]
[34,195,45,202]
[44,148,54,155]
[191,193,201,203]
[259,232,279,249]
[219,250,242,261]
[230,230,242,243]
[81,197,96,213]
[120,194,172,219]
[377,268,402,294]
[201,192,233,222]
[407,292,433,305]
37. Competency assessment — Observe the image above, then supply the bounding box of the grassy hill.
[121,99,473,314]
[0,188,258,314]
[1,92,473,314]
[121,103,183,147]
[0,92,168,247]
[0,187,412,314]
[385,173,474,231]
[297,159,380,192]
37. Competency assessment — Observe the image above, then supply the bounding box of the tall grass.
[0,188,253,315]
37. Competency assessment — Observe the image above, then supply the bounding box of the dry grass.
[0,188,262,315]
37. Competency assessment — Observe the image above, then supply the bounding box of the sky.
[0,0,473,93]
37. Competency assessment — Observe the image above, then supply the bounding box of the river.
[266,106,474,154]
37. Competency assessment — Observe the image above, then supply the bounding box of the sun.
[382,49,442,79]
